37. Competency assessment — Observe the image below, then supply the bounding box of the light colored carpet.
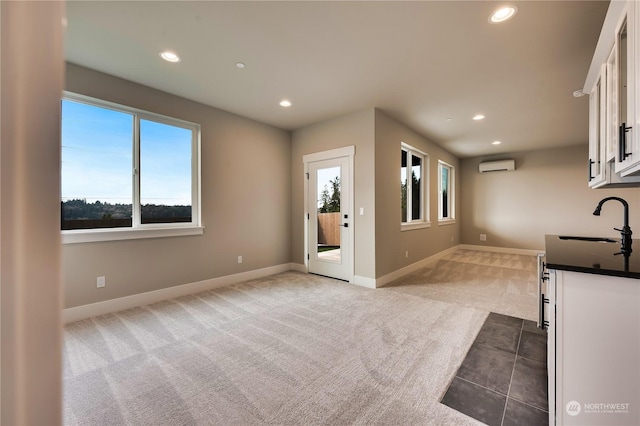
[63,249,538,425]
[385,249,539,322]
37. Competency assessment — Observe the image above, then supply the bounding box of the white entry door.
[307,155,352,282]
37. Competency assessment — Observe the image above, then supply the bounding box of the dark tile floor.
[441,313,549,426]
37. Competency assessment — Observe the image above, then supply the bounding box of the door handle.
[342,223,348,228]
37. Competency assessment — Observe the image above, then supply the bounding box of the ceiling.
[64,0,609,158]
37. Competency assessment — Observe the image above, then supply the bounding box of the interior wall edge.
[0,1,64,424]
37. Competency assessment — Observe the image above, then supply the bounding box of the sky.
[61,99,192,206]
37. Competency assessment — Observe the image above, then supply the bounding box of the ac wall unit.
[478,159,515,173]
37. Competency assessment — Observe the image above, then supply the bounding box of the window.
[401,143,429,230]
[61,92,201,243]
[438,160,455,223]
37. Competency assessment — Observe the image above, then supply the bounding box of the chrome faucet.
[593,197,632,253]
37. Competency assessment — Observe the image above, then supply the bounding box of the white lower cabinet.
[547,269,640,425]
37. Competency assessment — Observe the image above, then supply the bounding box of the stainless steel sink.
[558,236,617,243]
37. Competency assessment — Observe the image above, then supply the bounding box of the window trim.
[61,91,203,244]
[62,226,204,244]
[401,142,431,231]
[438,160,455,224]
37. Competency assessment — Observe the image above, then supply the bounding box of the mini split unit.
[478,159,516,173]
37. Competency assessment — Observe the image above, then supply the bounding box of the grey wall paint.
[460,145,640,250]
[291,109,376,279]
[291,109,461,281]
[64,64,292,308]
[374,110,460,278]
[66,67,640,307]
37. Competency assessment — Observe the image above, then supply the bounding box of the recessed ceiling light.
[492,141,502,145]
[235,62,246,69]
[279,100,292,107]
[473,114,485,121]
[446,118,453,122]
[489,6,518,23]
[160,51,181,63]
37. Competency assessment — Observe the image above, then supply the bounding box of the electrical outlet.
[237,255,243,264]
[480,234,487,241]
[96,276,106,288]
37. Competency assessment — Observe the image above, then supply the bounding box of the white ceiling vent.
[478,159,515,173]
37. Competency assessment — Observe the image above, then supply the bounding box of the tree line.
[61,199,191,220]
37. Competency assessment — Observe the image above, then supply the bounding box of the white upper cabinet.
[585,0,640,187]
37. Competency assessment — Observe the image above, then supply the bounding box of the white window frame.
[61,91,203,244]
[438,160,455,224]
[401,142,430,231]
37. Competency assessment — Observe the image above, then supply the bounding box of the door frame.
[303,145,355,283]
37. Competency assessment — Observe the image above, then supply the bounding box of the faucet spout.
[593,197,632,253]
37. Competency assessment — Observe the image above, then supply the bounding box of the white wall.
[461,145,640,250]
[1,2,64,423]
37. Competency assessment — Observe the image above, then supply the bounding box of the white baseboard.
[458,244,544,256]
[353,275,376,289]
[64,245,544,324]
[376,245,459,288]
[289,263,307,273]
[63,263,296,324]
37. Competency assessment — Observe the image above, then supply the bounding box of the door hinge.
[306,172,309,179]
[307,253,310,260]
[307,213,310,220]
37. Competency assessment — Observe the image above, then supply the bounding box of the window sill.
[438,219,456,226]
[401,221,432,231]
[62,225,204,244]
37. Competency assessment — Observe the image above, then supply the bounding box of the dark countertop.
[545,235,640,279]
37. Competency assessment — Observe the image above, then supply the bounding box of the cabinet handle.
[537,253,547,329]
[588,158,594,181]
[540,293,549,330]
[618,123,632,162]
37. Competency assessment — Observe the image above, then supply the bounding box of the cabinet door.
[554,270,640,425]
[589,65,607,187]
[547,270,557,426]
[614,1,639,175]
[606,47,618,161]
[619,1,640,176]
[598,43,640,186]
